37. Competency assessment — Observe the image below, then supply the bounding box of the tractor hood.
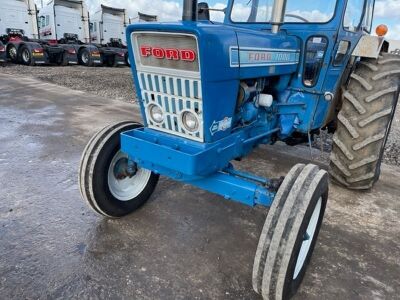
[126,22,300,82]
[126,22,300,143]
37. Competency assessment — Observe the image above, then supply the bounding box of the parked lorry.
[90,5,129,67]
[79,0,399,299]
[0,0,78,65]
[38,0,102,66]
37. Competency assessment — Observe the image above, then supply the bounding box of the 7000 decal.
[230,47,300,67]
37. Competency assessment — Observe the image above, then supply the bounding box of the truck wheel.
[79,121,159,218]
[57,55,69,66]
[7,44,18,63]
[126,54,130,67]
[79,49,92,66]
[253,164,328,300]
[20,46,34,66]
[106,56,117,67]
[330,53,400,190]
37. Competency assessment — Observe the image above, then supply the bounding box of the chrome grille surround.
[132,32,203,142]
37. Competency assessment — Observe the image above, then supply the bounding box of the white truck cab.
[38,0,90,43]
[0,0,39,39]
[91,5,128,46]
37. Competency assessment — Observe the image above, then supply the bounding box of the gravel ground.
[0,64,136,103]
[1,63,399,166]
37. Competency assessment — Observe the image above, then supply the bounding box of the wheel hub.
[113,157,137,180]
[107,150,152,201]
[82,52,89,64]
[9,47,17,59]
[22,50,29,62]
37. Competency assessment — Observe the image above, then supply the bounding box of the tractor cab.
[222,0,375,93]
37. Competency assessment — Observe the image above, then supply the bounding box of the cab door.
[317,0,372,127]
[282,0,369,130]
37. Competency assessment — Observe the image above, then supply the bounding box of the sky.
[36,0,400,39]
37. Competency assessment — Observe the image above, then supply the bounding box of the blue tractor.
[79,0,399,298]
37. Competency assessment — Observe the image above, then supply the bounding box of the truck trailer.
[90,5,129,67]
[0,0,79,65]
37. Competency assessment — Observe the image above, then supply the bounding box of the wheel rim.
[9,47,17,59]
[293,197,322,280]
[107,150,151,201]
[22,49,30,62]
[82,52,89,64]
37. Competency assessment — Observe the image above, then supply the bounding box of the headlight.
[149,104,164,123]
[182,111,199,132]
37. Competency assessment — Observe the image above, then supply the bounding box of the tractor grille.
[137,72,203,141]
[132,32,203,142]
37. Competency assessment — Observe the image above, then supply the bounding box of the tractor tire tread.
[252,163,305,293]
[330,53,400,190]
[259,165,328,300]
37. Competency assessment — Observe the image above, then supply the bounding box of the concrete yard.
[0,73,399,299]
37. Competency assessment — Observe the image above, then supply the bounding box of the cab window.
[284,0,336,23]
[231,0,273,23]
[343,0,366,32]
[231,0,337,24]
[361,0,374,32]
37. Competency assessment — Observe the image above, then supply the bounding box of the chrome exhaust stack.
[271,0,286,34]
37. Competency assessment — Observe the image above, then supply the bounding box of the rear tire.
[58,54,69,66]
[253,164,328,300]
[79,121,159,218]
[106,56,117,67]
[330,53,400,190]
[20,46,34,66]
[78,49,92,66]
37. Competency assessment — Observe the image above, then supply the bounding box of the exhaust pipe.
[182,0,198,21]
[271,0,286,34]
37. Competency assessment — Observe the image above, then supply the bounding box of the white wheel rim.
[293,197,322,280]
[10,47,17,59]
[82,52,89,64]
[107,151,151,201]
[22,50,29,62]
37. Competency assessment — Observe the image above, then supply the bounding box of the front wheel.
[79,121,159,218]
[253,164,328,300]
[7,44,18,63]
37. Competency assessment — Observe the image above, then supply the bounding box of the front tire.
[253,164,328,300]
[330,53,400,190]
[79,121,159,218]
[7,44,18,63]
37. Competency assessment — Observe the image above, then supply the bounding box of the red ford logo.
[140,45,196,62]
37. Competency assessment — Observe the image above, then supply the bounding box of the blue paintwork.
[123,0,372,207]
